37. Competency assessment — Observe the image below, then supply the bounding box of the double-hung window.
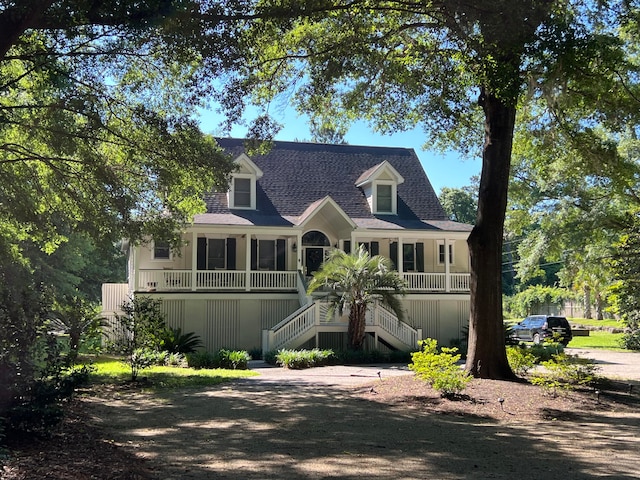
[233,177,251,208]
[153,241,171,260]
[376,183,393,213]
[438,242,454,265]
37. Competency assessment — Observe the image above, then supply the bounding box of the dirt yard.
[3,356,640,480]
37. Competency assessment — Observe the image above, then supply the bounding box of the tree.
[113,296,168,381]
[222,1,640,378]
[307,246,406,351]
[439,184,478,225]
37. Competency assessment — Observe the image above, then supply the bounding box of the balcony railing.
[136,269,297,292]
[136,269,470,293]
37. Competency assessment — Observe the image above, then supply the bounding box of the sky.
[198,109,481,194]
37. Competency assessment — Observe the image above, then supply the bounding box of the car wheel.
[533,333,541,344]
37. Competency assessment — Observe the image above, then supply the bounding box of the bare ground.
[3,363,640,480]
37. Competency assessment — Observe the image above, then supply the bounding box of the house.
[102,138,473,354]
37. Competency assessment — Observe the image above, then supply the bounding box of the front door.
[305,247,325,276]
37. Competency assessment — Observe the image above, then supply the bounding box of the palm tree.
[307,245,407,350]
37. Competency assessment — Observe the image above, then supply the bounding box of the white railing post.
[191,231,197,291]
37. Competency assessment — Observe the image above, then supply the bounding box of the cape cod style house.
[102,138,473,354]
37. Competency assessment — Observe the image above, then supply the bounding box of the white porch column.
[245,232,252,291]
[131,245,138,293]
[191,231,198,291]
[445,238,451,292]
[397,236,404,276]
[297,232,303,273]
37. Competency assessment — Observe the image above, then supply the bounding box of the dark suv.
[510,315,573,346]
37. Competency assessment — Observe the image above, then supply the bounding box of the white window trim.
[373,181,397,214]
[151,240,172,261]
[228,173,256,210]
[437,241,455,265]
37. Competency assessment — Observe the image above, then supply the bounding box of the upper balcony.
[135,268,469,293]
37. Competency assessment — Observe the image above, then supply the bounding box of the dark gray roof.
[199,138,471,232]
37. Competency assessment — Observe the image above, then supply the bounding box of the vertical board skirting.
[205,300,239,350]
[260,299,300,330]
[160,299,185,331]
[408,300,440,340]
[458,300,470,337]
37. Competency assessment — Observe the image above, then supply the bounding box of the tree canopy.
[219,0,640,378]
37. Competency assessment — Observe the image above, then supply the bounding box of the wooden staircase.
[261,300,422,353]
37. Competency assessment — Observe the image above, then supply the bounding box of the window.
[153,241,170,260]
[258,240,276,270]
[438,242,454,265]
[376,184,393,213]
[233,177,251,208]
[403,244,415,271]
[207,239,226,269]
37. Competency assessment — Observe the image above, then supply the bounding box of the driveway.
[566,348,640,384]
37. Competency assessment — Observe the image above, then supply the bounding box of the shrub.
[186,351,218,369]
[160,327,202,354]
[531,353,600,396]
[186,349,252,370]
[217,349,251,370]
[110,297,167,381]
[506,345,536,376]
[409,338,471,398]
[619,328,640,350]
[527,341,564,363]
[275,349,334,369]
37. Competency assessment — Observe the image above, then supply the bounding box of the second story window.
[438,242,454,265]
[153,240,171,260]
[233,177,251,208]
[376,184,393,213]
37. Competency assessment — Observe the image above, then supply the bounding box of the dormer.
[228,153,263,210]
[355,161,405,215]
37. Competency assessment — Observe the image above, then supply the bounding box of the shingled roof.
[196,138,471,232]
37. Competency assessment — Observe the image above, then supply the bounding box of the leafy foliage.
[307,245,406,351]
[274,349,334,370]
[410,339,471,398]
[506,346,537,377]
[439,185,478,225]
[530,353,600,396]
[186,349,252,370]
[504,286,578,318]
[161,328,203,355]
[111,297,167,381]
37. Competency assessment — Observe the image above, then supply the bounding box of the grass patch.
[568,331,627,350]
[568,318,623,329]
[85,355,257,389]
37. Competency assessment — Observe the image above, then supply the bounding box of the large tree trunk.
[465,88,517,380]
[584,285,592,319]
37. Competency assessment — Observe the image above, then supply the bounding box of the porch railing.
[136,269,297,292]
[136,269,470,293]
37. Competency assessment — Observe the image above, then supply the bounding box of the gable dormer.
[228,153,263,210]
[355,161,405,215]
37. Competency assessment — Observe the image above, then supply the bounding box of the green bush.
[186,349,251,370]
[186,351,218,369]
[275,348,334,369]
[217,349,251,370]
[527,341,564,362]
[619,328,640,350]
[409,338,471,398]
[506,345,536,376]
[160,327,202,354]
[531,353,600,396]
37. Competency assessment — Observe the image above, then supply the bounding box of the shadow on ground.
[85,378,640,480]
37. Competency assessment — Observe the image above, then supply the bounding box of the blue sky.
[198,110,481,194]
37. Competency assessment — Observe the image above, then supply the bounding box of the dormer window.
[232,177,251,208]
[228,153,263,210]
[375,183,393,213]
[355,161,404,215]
